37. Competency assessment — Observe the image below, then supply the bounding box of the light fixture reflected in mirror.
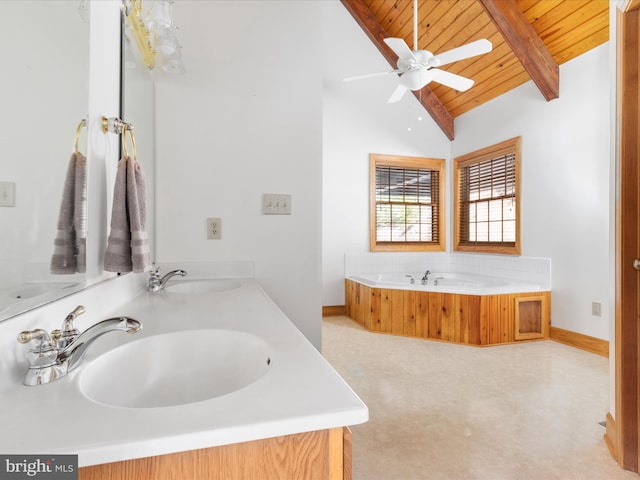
[78,0,90,23]
[123,0,184,75]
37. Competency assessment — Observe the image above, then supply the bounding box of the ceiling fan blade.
[431,69,474,92]
[384,37,416,62]
[388,83,409,103]
[432,39,492,67]
[343,70,401,82]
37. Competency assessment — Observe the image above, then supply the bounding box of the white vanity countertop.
[0,279,368,467]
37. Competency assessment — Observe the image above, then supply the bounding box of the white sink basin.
[79,329,271,408]
[165,280,241,295]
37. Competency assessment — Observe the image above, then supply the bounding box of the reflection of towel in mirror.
[104,156,150,273]
[75,154,87,273]
[50,152,87,274]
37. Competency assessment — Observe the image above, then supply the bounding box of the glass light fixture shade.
[155,28,180,56]
[400,69,434,91]
[78,0,90,23]
[130,0,185,75]
[148,0,175,29]
[161,57,186,75]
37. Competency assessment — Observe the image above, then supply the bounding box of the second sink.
[164,280,241,295]
[79,329,272,408]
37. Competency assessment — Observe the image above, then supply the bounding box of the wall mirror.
[0,1,89,321]
[122,4,157,265]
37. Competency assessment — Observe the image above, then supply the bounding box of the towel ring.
[74,119,87,154]
[122,127,137,162]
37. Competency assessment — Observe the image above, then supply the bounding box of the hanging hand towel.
[51,152,87,274]
[104,156,150,273]
[74,153,87,273]
[104,157,132,272]
[127,156,150,272]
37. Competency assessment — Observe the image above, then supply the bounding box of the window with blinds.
[370,154,446,252]
[454,137,521,255]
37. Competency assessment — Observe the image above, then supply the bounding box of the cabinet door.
[514,296,545,340]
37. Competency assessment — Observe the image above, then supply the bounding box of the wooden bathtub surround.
[345,279,550,346]
[79,427,351,480]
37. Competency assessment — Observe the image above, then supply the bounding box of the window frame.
[369,153,446,252]
[453,137,521,255]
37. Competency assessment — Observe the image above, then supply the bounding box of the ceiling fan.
[344,0,492,103]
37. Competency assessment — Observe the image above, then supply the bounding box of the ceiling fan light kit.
[344,0,492,104]
[401,69,434,91]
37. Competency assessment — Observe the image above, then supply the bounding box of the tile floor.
[322,316,638,480]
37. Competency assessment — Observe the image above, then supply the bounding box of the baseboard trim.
[549,326,609,357]
[604,412,618,463]
[323,305,346,317]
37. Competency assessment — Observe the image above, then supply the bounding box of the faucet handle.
[18,329,59,370]
[52,305,86,347]
[17,329,53,347]
[67,305,86,319]
[62,305,85,332]
[66,305,87,321]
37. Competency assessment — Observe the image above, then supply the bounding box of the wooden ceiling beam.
[340,0,455,140]
[479,0,559,101]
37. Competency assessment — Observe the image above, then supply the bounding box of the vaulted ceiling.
[340,0,609,140]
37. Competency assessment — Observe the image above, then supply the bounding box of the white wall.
[453,43,610,339]
[154,1,324,348]
[322,0,452,306]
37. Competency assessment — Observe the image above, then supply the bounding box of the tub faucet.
[421,270,431,285]
[148,267,188,292]
[17,305,142,386]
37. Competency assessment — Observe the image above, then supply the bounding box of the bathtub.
[347,272,543,295]
[345,272,551,346]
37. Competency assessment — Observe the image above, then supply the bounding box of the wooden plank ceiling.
[341,0,609,140]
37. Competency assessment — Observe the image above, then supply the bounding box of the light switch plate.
[0,182,15,207]
[263,194,291,215]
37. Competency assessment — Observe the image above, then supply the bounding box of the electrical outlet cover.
[0,182,16,207]
[207,218,222,240]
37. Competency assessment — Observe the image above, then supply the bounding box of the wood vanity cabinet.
[79,427,351,480]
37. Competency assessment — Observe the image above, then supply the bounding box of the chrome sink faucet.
[148,267,188,292]
[421,270,431,285]
[17,305,142,386]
